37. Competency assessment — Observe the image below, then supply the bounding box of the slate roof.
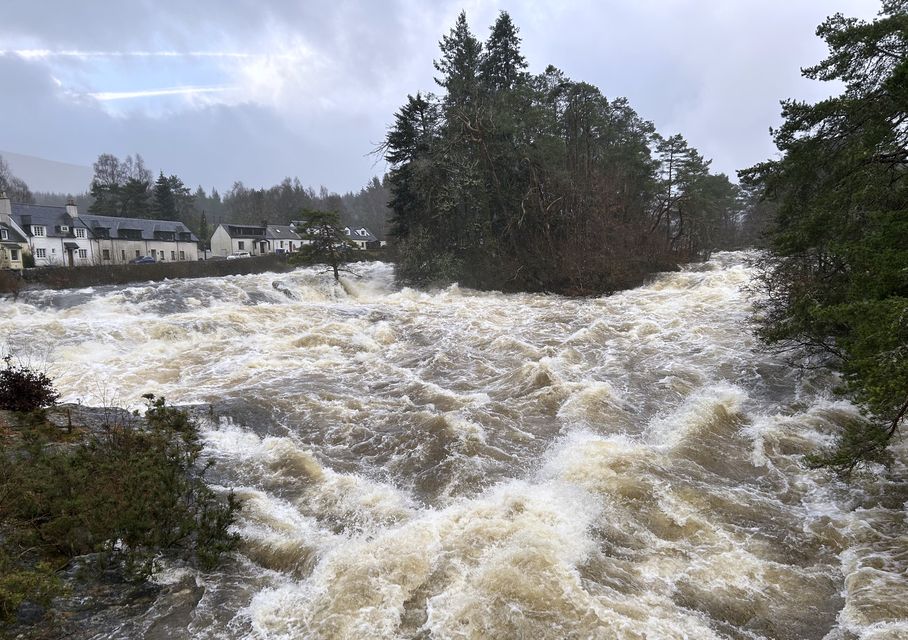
[0,222,27,243]
[344,226,378,243]
[80,213,199,243]
[10,203,80,238]
[265,225,301,241]
[220,224,267,239]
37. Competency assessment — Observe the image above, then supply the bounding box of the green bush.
[0,395,239,594]
[0,356,60,412]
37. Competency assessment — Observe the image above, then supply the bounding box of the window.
[10,250,19,261]
[171,251,176,261]
[179,251,185,260]
[102,249,111,260]
[0,229,7,240]
[238,241,245,250]
[280,241,284,248]
[35,248,46,259]
[74,228,86,238]
[78,249,87,259]
[32,225,45,237]
[60,225,69,233]
[121,250,126,261]
[135,250,141,258]
[159,250,164,259]
[51,248,56,254]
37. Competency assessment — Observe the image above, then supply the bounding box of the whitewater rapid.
[1,253,905,639]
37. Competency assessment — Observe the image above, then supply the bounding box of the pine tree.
[152,172,176,220]
[741,1,908,473]
[480,11,528,92]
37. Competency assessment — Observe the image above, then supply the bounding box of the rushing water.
[2,252,906,640]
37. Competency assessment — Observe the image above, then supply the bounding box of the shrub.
[0,396,239,584]
[0,356,60,412]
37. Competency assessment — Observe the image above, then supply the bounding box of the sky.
[0,0,882,194]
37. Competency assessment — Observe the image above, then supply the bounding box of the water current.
[2,252,905,639]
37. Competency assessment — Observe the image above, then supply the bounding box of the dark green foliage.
[0,395,240,595]
[384,11,740,293]
[292,209,354,281]
[0,549,61,623]
[120,178,151,218]
[152,172,177,220]
[0,356,60,412]
[741,2,908,473]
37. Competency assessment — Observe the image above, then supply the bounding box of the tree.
[295,209,354,281]
[120,178,151,218]
[198,211,210,250]
[383,12,731,293]
[480,11,528,92]
[152,172,176,220]
[434,11,483,107]
[740,1,908,473]
[0,155,33,203]
[88,153,125,214]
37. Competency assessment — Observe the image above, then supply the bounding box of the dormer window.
[60,225,69,233]
[74,228,86,239]
[0,229,6,240]
[31,225,45,237]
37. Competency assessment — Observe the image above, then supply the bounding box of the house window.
[135,250,141,258]
[75,228,86,238]
[121,249,126,261]
[179,251,185,260]
[35,248,46,259]
[0,229,7,240]
[32,225,45,237]
[78,249,87,259]
[280,241,284,248]
[102,249,111,260]
[171,250,176,261]
[159,250,165,259]
[238,241,245,250]
[10,249,19,261]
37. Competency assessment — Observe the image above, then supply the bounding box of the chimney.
[66,198,79,219]
[0,191,10,226]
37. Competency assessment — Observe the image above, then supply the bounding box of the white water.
[2,252,906,639]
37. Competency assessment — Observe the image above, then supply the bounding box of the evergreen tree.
[434,11,483,107]
[152,172,176,220]
[120,178,151,218]
[480,11,528,92]
[741,1,908,473]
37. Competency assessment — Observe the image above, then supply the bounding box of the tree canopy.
[383,11,741,293]
[741,1,908,473]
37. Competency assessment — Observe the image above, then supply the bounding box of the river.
[2,252,905,639]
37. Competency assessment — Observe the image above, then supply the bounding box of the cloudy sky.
[0,0,881,194]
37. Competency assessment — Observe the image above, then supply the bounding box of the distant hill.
[0,150,92,195]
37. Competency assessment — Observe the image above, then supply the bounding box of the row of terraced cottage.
[0,192,381,270]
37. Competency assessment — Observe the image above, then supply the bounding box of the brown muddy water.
[2,252,906,639]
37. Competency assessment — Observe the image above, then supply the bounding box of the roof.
[344,226,378,243]
[10,203,78,238]
[265,225,301,241]
[0,222,27,243]
[79,213,199,243]
[219,223,267,239]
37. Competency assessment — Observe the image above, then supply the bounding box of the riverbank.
[0,400,238,638]
[0,249,389,296]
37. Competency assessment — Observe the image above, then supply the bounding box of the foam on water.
[3,253,906,639]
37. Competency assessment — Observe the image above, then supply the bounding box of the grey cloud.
[0,0,883,192]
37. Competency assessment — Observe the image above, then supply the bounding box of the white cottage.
[210,223,301,257]
[0,192,200,267]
